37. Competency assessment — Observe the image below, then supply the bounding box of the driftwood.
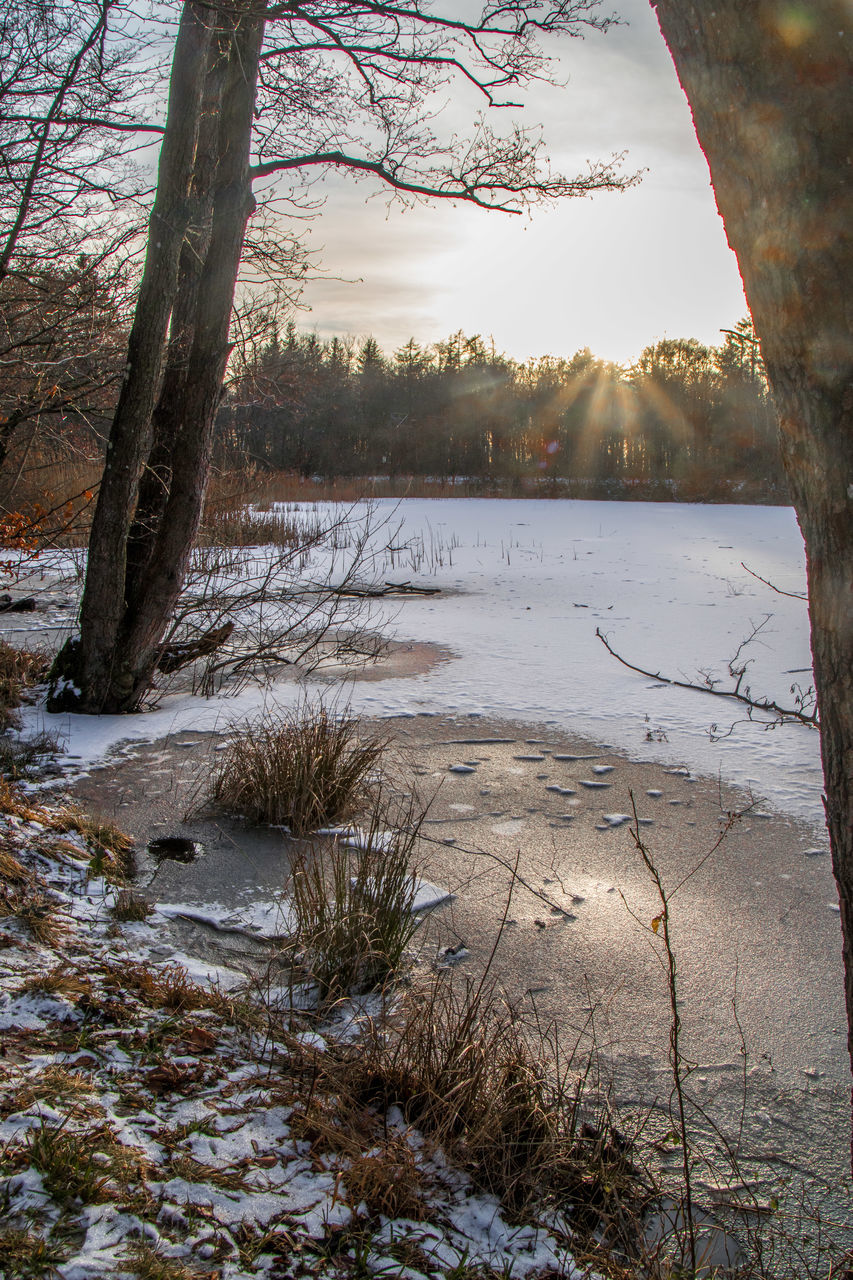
[330,580,441,599]
[595,626,819,727]
[157,622,235,674]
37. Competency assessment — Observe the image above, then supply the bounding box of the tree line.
[218,318,784,499]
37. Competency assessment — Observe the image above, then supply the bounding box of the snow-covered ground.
[0,793,597,1279]
[20,498,822,827]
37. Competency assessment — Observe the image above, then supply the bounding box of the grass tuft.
[0,841,28,883]
[111,889,153,922]
[289,793,423,1004]
[110,960,209,1013]
[16,965,90,1000]
[25,1123,147,1207]
[211,705,386,836]
[0,884,67,946]
[69,812,135,882]
[334,973,642,1237]
[122,1241,196,1280]
[0,1225,64,1278]
[1,1065,92,1118]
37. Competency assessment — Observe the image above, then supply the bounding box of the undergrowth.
[0,640,48,731]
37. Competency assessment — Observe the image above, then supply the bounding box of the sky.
[289,0,749,367]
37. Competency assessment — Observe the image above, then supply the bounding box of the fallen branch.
[595,627,819,727]
[157,622,235,674]
[326,580,441,599]
[740,562,807,600]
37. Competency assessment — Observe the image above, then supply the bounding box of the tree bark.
[49,2,215,711]
[48,2,264,712]
[115,7,264,706]
[650,0,853,1170]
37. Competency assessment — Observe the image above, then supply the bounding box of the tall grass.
[289,792,424,1004]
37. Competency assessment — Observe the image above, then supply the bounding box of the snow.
[21,498,822,826]
[0,801,602,1279]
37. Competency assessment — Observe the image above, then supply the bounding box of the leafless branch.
[595,625,819,727]
[740,561,807,600]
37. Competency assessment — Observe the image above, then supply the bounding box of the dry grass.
[0,783,134,880]
[329,972,645,1248]
[0,840,28,883]
[0,777,48,821]
[0,640,49,731]
[25,1123,148,1207]
[1,1065,92,1118]
[16,965,90,1000]
[121,1243,197,1280]
[64,811,135,882]
[289,1094,432,1220]
[0,884,68,946]
[211,705,387,835]
[0,1225,64,1278]
[166,1152,250,1192]
[198,503,308,550]
[289,793,423,1004]
[0,727,61,780]
[107,960,209,1013]
[111,889,153,922]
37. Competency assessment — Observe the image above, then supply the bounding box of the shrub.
[210,705,386,836]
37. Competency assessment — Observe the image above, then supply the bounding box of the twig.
[740,561,807,600]
[627,791,697,1274]
[595,627,819,727]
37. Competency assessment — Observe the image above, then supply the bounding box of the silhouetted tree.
[651,0,853,1166]
[50,0,631,713]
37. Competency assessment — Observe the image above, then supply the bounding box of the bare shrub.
[211,705,386,835]
[158,500,410,696]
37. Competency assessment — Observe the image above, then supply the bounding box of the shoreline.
[65,708,849,1206]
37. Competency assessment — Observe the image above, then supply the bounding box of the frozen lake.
[330,498,823,830]
[31,497,824,833]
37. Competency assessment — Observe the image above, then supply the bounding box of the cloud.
[281,0,747,365]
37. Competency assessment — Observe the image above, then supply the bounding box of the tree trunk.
[116,8,264,706]
[48,2,264,713]
[56,2,215,709]
[650,0,853,1170]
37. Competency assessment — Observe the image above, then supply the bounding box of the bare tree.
[49,0,635,714]
[649,0,853,1169]
[0,0,149,480]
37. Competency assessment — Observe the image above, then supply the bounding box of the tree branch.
[740,561,807,600]
[0,112,165,135]
[595,626,819,727]
[250,147,627,209]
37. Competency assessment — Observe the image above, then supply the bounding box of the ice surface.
[26,499,822,826]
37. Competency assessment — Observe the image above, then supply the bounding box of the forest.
[216,317,784,500]
[0,249,783,509]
